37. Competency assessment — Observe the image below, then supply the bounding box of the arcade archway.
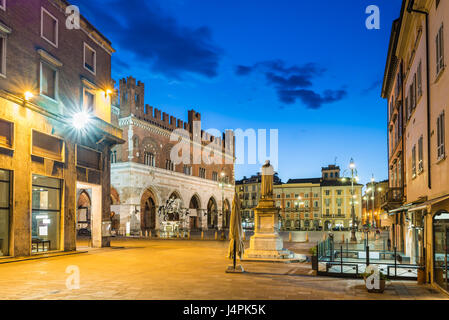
[140,189,157,232]
[189,194,201,231]
[77,190,91,237]
[223,199,231,229]
[207,197,218,229]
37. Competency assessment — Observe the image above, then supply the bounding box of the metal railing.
[314,235,419,280]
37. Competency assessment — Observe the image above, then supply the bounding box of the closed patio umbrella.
[227,192,245,272]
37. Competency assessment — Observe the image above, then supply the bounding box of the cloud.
[72,0,222,79]
[235,59,346,109]
[278,89,347,109]
[362,79,382,94]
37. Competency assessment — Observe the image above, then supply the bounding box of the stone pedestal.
[243,198,299,262]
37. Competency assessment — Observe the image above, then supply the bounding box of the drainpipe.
[407,0,431,189]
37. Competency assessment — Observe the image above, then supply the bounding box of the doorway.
[76,182,102,248]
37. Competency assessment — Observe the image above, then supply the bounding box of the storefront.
[31,175,62,253]
[433,211,449,291]
[0,169,11,256]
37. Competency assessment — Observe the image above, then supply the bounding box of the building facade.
[382,0,449,290]
[110,77,235,234]
[235,173,281,228]
[362,180,389,228]
[0,0,123,257]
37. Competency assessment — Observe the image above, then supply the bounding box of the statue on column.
[261,160,274,199]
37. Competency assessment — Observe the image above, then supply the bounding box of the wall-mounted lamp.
[24,91,34,101]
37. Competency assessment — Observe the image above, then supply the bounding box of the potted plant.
[361,269,388,293]
[310,246,318,271]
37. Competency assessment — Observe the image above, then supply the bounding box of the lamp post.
[219,170,226,230]
[294,197,304,231]
[341,158,359,243]
[219,170,232,230]
[370,175,376,229]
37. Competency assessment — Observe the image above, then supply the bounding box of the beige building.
[237,165,363,231]
[382,0,449,291]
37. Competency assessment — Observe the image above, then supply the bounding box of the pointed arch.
[207,196,218,229]
[140,188,158,231]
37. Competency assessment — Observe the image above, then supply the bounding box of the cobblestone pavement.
[0,239,446,300]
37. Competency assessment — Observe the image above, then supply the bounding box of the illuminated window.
[41,7,58,47]
[84,43,96,74]
[32,175,62,253]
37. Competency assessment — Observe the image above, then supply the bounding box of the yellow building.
[382,0,449,291]
[237,165,363,231]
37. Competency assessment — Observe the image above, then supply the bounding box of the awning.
[388,194,449,215]
[388,204,414,215]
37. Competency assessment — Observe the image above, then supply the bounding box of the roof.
[381,0,406,98]
[321,180,363,187]
[286,178,322,184]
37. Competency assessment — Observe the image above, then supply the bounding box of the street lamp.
[219,169,227,230]
[341,158,359,243]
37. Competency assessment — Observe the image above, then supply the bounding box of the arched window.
[144,152,155,167]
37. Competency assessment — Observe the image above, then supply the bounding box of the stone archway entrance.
[77,190,92,237]
[140,189,157,233]
[207,197,218,230]
[189,195,201,231]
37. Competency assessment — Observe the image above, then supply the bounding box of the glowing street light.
[24,91,34,101]
[72,111,91,130]
[341,158,358,242]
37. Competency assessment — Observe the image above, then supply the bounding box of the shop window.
[0,169,10,256]
[31,175,61,253]
[433,212,449,290]
[0,118,13,150]
[41,7,58,47]
[77,145,101,171]
[32,130,64,162]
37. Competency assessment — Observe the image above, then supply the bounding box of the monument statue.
[243,160,299,262]
[261,160,274,199]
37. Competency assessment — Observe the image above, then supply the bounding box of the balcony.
[381,187,404,211]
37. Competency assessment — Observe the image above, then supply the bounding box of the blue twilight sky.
[72,0,402,185]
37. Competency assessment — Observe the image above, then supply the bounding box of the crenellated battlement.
[117,76,230,150]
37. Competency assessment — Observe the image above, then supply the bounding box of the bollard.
[243,232,246,241]
[289,232,292,242]
[305,232,309,243]
[322,233,326,241]
[215,231,218,240]
[222,231,225,241]
[149,230,152,239]
[342,234,345,244]
[201,231,204,240]
[140,231,143,237]
[188,231,191,240]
